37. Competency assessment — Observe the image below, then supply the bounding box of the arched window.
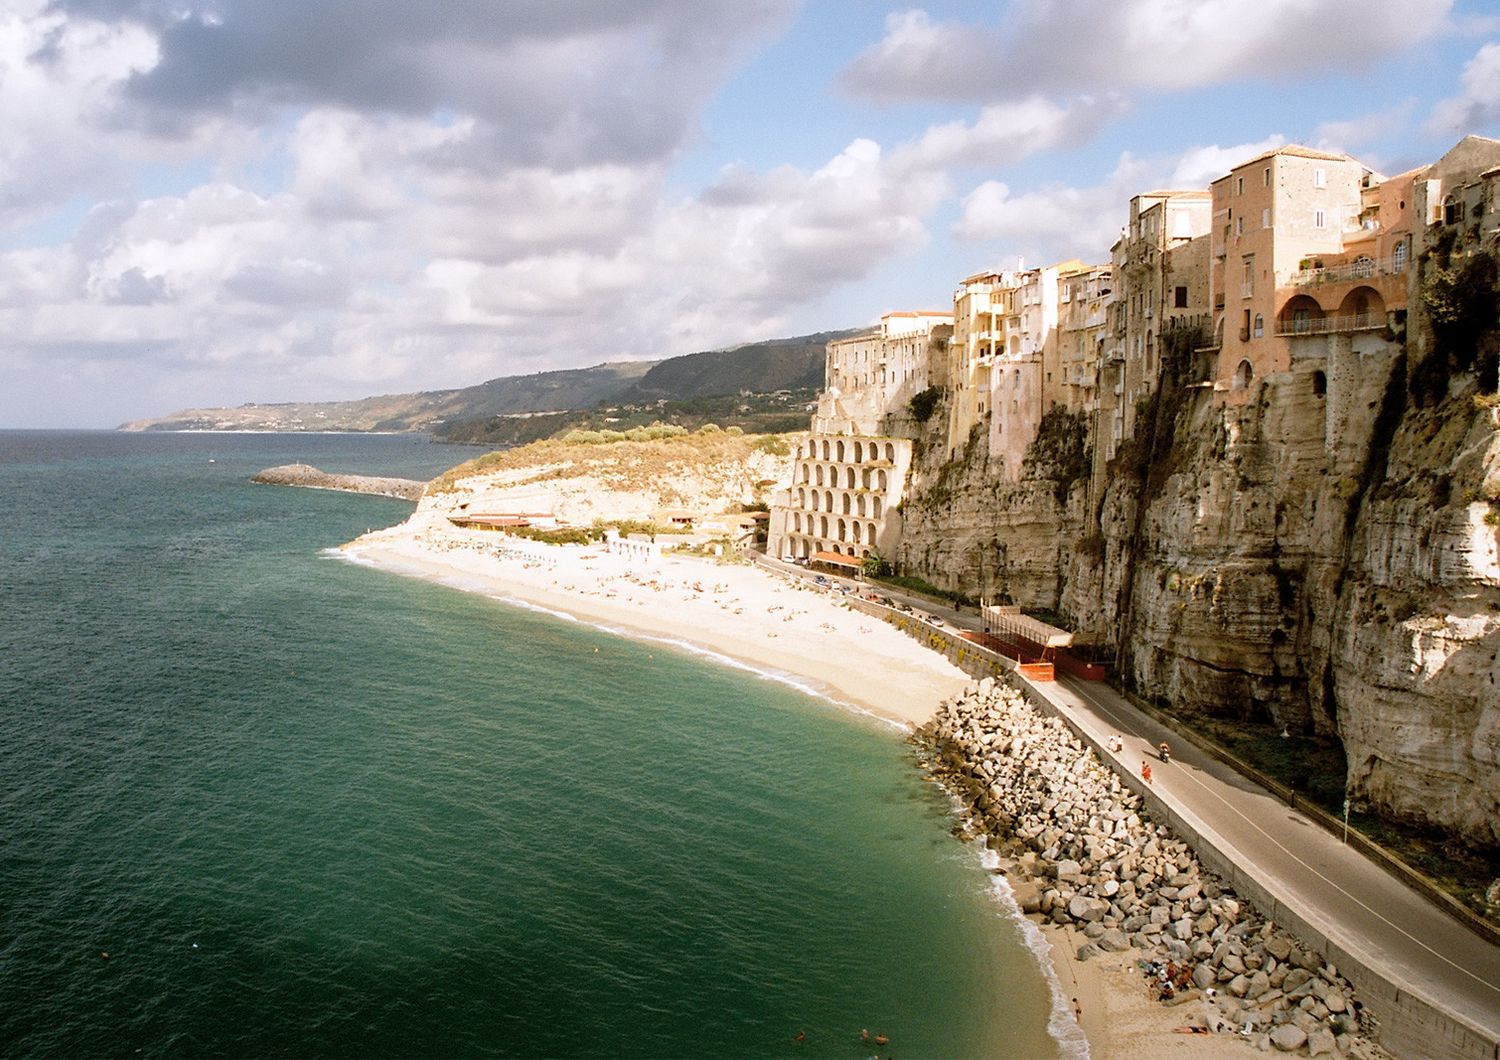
[879,469,888,490]
[1253,314,1264,338]
[857,495,867,517]
[872,497,882,519]
[845,467,855,489]
[1393,240,1408,273]
[820,516,828,538]
[821,440,830,460]
[863,468,873,489]
[824,490,833,512]
[792,513,801,532]
[815,465,824,486]
[797,487,806,507]
[852,522,862,544]
[810,491,818,511]
[837,518,847,540]
[1232,359,1254,391]
[842,494,851,515]
[853,441,863,462]
[885,443,895,462]
[836,440,845,462]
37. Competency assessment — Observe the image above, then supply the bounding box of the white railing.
[1274,313,1385,337]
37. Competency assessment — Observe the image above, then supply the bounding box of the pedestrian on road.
[1142,761,1153,784]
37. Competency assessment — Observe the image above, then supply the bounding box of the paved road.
[1032,672,1500,1046]
[751,555,1500,1048]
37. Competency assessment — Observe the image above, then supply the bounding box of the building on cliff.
[765,434,912,563]
[816,311,951,436]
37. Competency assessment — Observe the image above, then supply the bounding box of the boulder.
[1306,1027,1337,1056]
[1270,1024,1308,1052]
[1096,927,1131,952]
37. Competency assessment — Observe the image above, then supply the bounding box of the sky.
[4,0,1500,427]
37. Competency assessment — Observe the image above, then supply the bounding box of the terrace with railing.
[1287,253,1406,288]
[1274,313,1386,337]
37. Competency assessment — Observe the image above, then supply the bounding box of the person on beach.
[1142,761,1153,784]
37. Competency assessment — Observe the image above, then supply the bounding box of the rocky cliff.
[898,338,1500,848]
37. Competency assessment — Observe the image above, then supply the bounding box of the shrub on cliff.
[907,386,940,423]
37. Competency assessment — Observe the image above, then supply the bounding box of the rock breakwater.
[252,464,426,501]
[916,678,1384,1057]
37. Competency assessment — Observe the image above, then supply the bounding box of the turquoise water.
[0,431,1061,1058]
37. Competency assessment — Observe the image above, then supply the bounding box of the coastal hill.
[119,330,855,435]
[417,425,795,527]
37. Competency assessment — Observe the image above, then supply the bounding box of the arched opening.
[878,469,888,490]
[1232,359,1254,391]
[824,490,833,512]
[1278,294,1325,335]
[845,467,855,489]
[885,442,895,462]
[1253,313,1264,338]
[852,522,862,544]
[801,464,810,483]
[821,439,830,460]
[810,491,819,511]
[837,518,847,540]
[1338,285,1385,328]
[862,468,873,489]
[815,465,824,486]
[853,441,863,462]
[842,494,851,515]
[836,440,846,462]
[820,516,829,538]
[857,495,867,517]
[1145,331,1155,373]
[792,513,801,533]
[872,497,882,519]
[1312,370,1327,396]
[797,487,806,507]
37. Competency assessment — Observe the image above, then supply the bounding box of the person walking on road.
[1141,760,1153,784]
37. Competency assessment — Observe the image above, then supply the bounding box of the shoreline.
[336,517,1279,1058]
[339,519,969,729]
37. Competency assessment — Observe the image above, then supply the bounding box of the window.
[1262,207,1270,228]
[1242,256,1254,293]
[1263,166,1271,187]
[1235,216,1244,235]
[1393,240,1408,273]
[1444,199,1464,225]
[1236,175,1245,194]
[1174,285,1188,309]
[1313,168,1326,188]
[1253,314,1264,338]
[1314,209,1326,229]
[1312,370,1327,396]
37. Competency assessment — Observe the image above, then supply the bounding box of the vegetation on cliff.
[428,425,795,499]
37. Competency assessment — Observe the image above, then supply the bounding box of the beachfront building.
[766,434,913,563]
[816,310,951,436]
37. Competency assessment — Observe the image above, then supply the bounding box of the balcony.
[1288,254,1406,288]
[1274,313,1385,337]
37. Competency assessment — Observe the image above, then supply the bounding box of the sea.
[0,430,1071,1058]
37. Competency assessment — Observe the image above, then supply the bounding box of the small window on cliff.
[1174,285,1188,308]
[1312,370,1327,396]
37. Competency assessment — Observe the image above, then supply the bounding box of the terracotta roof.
[810,550,864,569]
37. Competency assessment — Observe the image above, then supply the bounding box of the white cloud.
[954,136,1287,262]
[1315,101,1418,155]
[842,1,1453,103]
[1426,41,1500,137]
[891,94,1130,173]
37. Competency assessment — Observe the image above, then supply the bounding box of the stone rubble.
[914,677,1390,1057]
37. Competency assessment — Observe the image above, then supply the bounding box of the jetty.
[250,463,426,502]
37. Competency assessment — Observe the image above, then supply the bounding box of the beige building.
[946,269,1025,457]
[1118,191,1212,432]
[817,311,950,436]
[766,434,913,562]
[1056,262,1115,413]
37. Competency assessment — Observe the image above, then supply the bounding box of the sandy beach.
[341,516,1273,1058]
[341,518,970,729]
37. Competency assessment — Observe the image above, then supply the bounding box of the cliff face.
[897,405,1086,609]
[898,350,1500,846]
